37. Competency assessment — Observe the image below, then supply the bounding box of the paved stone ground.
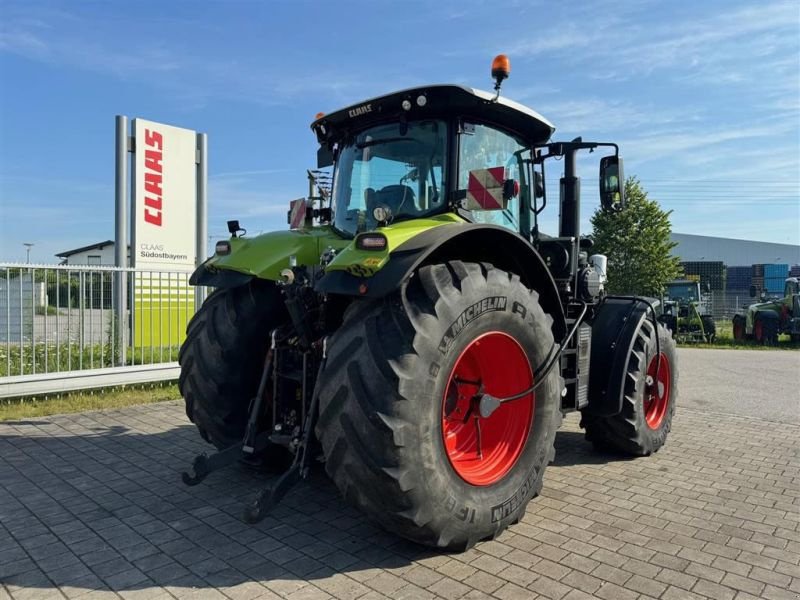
[1,401,799,600]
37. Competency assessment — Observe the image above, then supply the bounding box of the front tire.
[581,319,678,456]
[315,261,562,550]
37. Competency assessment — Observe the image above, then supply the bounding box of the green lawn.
[1,342,181,378]
[0,382,181,421]
[676,319,799,350]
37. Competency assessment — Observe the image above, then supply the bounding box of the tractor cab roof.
[668,280,700,285]
[311,84,555,146]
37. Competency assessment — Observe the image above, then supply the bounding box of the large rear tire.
[581,319,677,456]
[179,281,285,448]
[315,261,562,551]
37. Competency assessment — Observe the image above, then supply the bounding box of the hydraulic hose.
[478,295,663,416]
[476,301,587,415]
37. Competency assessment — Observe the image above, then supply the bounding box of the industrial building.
[671,233,800,318]
[671,233,800,266]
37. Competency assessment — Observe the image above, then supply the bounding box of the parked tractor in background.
[178,55,678,551]
[732,277,800,344]
[659,279,716,343]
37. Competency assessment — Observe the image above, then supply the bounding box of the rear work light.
[356,234,388,251]
[215,241,231,255]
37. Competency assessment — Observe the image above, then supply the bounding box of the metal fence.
[706,290,756,321]
[0,263,204,397]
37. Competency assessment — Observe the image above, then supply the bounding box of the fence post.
[114,116,128,366]
[195,132,208,313]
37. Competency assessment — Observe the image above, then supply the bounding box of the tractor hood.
[193,227,350,284]
[191,214,465,286]
[323,213,465,278]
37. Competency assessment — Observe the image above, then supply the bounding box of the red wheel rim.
[733,321,743,340]
[441,332,534,486]
[643,353,671,430]
[754,320,763,341]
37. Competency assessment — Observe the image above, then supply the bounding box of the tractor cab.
[311,84,555,239]
[663,280,700,316]
[311,78,625,303]
[659,279,715,342]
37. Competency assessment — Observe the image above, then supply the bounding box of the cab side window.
[458,123,527,232]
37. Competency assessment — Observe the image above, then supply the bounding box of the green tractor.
[659,279,716,343]
[732,278,800,344]
[179,56,678,550]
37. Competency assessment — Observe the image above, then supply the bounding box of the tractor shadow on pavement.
[552,430,637,466]
[0,415,442,597]
[0,411,638,597]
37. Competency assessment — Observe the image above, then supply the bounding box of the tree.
[590,176,681,296]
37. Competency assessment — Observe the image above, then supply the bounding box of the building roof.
[671,233,800,266]
[55,240,115,258]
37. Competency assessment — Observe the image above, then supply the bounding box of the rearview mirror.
[503,178,519,201]
[533,171,544,198]
[749,285,757,298]
[599,156,625,212]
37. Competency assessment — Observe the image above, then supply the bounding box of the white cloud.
[619,119,796,166]
[0,8,407,108]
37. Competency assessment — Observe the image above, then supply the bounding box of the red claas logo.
[143,129,163,227]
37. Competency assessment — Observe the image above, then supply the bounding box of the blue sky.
[1,0,798,263]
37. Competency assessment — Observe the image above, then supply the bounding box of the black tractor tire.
[701,316,716,343]
[754,312,779,346]
[581,319,678,456]
[315,261,562,551]
[179,281,285,448]
[732,315,747,341]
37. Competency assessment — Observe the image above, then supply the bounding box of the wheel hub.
[643,352,671,430]
[442,332,534,486]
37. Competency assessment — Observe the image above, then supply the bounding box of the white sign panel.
[133,118,197,271]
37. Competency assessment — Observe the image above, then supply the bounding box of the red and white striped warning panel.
[289,198,307,229]
[466,167,507,211]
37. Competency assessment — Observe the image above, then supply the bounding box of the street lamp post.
[23,243,34,264]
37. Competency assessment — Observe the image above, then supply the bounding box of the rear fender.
[584,297,654,417]
[316,223,566,340]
